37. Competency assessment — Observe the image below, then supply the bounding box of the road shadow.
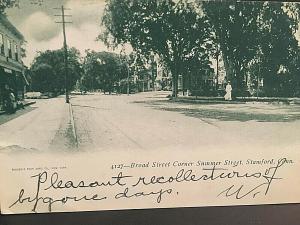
[134,99,300,122]
[162,107,300,122]
[0,107,37,126]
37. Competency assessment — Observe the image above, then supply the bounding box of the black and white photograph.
[0,0,300,224]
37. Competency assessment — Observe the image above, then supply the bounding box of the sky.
[5,0,300,67]
[5,0,122,66]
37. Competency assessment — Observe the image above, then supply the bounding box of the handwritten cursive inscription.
[9,158,289,213]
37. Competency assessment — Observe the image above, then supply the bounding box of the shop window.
[15,44,18,61]
[7,39,12,58]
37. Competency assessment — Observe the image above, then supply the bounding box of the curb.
[171,97,300,105]
[23,101,36,107]
[170,98,244,105]
[69,103,78,147]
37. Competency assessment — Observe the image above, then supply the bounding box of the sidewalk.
[0,100,36,115]
[0,97,76,151]
[170,95,300,105]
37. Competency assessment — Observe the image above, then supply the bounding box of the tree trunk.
[172,74,178,97]
[222,54,235,82]
[171,63,179,97]
[235,62,245,91]
[152,76,156,91]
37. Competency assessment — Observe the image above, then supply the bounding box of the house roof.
[0,14,24,41]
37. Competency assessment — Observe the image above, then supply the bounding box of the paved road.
[0,92,299,153]
[71,91,300,152]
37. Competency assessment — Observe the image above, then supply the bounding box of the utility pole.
[54,6,72,103]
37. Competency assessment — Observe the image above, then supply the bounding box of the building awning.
[0,66,29,86]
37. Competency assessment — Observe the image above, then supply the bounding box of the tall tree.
[203,1,300,96]
[30,47,82,94]
[82,50,127,93]
[258,2,300,96]
[101,0,212,97]
[202,1,264,92]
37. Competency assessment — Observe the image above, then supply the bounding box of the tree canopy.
[30,47,82,94]
[101,0,213,96]
[81,50,127,93]
[202,1,300,96]
[258,2,300,96]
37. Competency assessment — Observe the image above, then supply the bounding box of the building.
[156,62,172,91]
[0,14,27,110]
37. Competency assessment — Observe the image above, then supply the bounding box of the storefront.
[0,66,28,110]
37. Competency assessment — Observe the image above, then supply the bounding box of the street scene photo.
[0,0,300,153]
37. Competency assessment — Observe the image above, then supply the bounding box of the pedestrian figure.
[224,81,232,101]
[4,87,17,114]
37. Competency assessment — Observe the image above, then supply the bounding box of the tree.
[82,50,127,94]
[31,63,55,93]
[258,2,300,96]
[101,0,213,97]
[202,1,300,97]
[30,47,82,94]
[202,1,264,93]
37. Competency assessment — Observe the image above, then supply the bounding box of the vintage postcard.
[0,0,300,215]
